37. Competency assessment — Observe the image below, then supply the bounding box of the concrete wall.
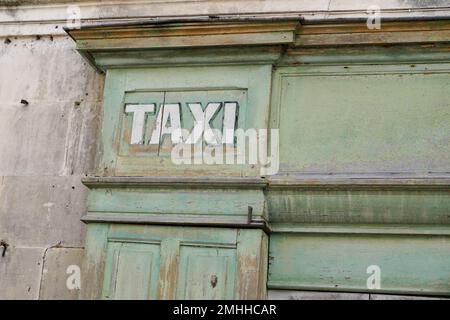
[268,290,448,300]
[1,0,450,299]
[0,33,103,299]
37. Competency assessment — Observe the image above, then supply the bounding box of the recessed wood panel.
[101,65,272,177]
[269,233,450,296]
[272,64,450,175]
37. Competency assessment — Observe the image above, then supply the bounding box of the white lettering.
[185,102,221,145]
[149,103,182,145]
[125,104,155,144]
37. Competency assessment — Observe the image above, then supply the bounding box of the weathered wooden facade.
[66,17,450,299]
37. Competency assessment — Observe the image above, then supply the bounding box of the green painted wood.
[82,176,266,188]
[176,246,236,299]
[87,187,265,218]
[78,24,450,299]
[236,229,269,299]
[91,46,284,70]
[79,224,109,299]
[100,71,127,176]
[67,20,298,72]
[267,189,450,224]
[119,89,247,157]
[270,63,450,176]
[280,45,450,65]
[108,224,237,245]
[101,242,160,300]
[157,239,180,299]
[81,224,268,299]
[268,233,450,296]
[82,176,268,230]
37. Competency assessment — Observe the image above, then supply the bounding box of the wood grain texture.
[83,224,268,299]
[268,233,450,296]
[66,19,450,71]
[296,21,450,47]
[99,65,271,177]
[79,224,109,299]
[73,18,450,299]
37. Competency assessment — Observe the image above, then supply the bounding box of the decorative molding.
[3,0,450,23]
[82,176,266,189]
[283,20,450,64]
[2,0,450,37]
[82,175,450,190]
[281,44,450,65]
[270,223,450,236]
[266,282,450,297]
[65,17,450,71]
[267,177,450,191]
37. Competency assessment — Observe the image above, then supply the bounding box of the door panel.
[102,242,161,300]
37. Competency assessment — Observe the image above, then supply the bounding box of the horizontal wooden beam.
[82,176,266,189]
[267,177,450,190]
[295,20,450,47]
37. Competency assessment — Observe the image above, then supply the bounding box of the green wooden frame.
[67,18,450,298]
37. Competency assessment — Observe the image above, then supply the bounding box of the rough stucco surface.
[0,0,449,300]
[0,34,103,299]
